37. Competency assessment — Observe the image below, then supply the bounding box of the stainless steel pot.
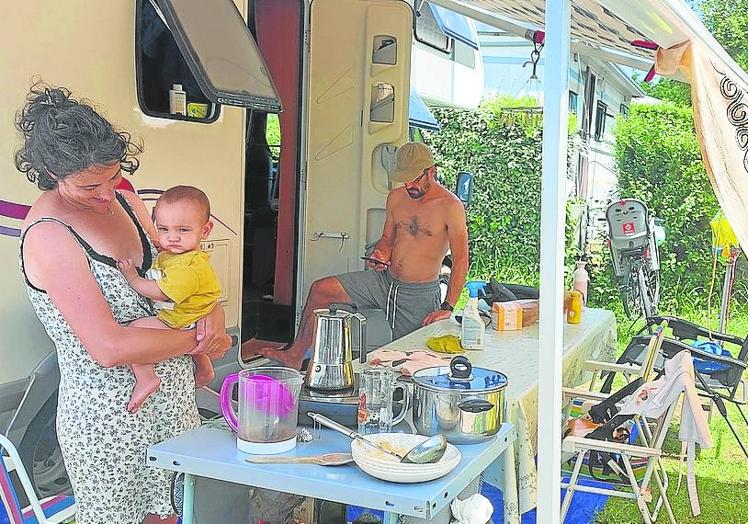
[411,356,507,444]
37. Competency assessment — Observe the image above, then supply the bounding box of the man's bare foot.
[128,375,161,413]
[194,365,215,388]
[260,345,306,371]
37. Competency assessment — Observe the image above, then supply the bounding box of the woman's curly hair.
[14,82,142,190]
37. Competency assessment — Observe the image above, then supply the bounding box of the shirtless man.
[261,142,469,370]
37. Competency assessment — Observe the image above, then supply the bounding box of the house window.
[135,0,219,122]
[594,100,608,141]
[620,103,629,118]
[569,91,578,114]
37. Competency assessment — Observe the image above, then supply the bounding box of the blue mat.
[482,477,611,524]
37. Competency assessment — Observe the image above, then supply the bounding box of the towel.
[450,493,493,523]
[367,349,452,376]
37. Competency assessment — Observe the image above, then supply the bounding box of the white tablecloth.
[370,307,617,523]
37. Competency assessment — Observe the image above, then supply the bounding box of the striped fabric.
[0,456,24,524]
[22,494,76,524]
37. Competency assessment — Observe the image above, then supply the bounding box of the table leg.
[181,473,196,524]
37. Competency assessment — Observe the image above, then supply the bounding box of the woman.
[16,84,231,524]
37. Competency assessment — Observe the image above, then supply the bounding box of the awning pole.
[537,0,570,522]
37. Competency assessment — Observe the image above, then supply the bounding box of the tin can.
[567,290,583,324]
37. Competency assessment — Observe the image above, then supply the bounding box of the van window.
[415,3,451,53]
[157,0,281,112]
[136,0,218,122]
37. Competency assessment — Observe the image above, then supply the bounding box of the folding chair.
[605,315,748,458]
[560,381,679,522]
[560,323,675,524]
[0,433,75,524]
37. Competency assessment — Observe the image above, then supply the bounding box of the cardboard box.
[492,301,523,330]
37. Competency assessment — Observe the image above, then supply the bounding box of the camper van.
[0,0,481,497]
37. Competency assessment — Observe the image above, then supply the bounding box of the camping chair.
[0,433,75,524]
[602,315,748,458]
[582,320,668,394]
[560,357,681,524]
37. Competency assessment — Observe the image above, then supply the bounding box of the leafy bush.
[425,100,579,286]
[589,102,748,313]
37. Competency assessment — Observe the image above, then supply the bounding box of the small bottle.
[572,260,589,305]
[169,84,187,115]
[461,281,487,350]
[567,290,583,324]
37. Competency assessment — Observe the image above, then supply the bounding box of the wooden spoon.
[245,452,354,466]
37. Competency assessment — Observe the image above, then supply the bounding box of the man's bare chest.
[392,209,446,239]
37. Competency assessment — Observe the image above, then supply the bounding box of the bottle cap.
[173,84,183,91]
[465,281,487,298]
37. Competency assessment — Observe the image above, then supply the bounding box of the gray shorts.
[336,270,440,339]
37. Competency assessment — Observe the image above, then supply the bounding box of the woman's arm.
[119,189,160,246]
[23,222,210,367]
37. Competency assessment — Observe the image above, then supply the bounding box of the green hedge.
[425,100,746,315]
[424,102,579,285]
[588,102,748,312]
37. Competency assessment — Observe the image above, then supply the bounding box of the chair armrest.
[583,360,642,374]
[562,387,610,401]
[562,435,662,458]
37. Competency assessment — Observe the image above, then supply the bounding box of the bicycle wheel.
[637,264,657,318]
[620,263,639,319]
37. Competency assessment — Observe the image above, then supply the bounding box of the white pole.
[537,0,570,522]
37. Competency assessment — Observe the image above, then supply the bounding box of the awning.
[430,4,480,50]
[409,89,441,131]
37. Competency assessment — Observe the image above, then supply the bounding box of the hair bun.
[36,87,72,110]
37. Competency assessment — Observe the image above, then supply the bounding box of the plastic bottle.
[572,260,589,305]
[169,84,187,115]
[461,281,487,350]
[567,290,583,324]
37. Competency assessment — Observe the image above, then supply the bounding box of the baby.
[118,185,221,413]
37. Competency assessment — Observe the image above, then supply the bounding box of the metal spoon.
[307,412,447,464]
[400,434,448,464]
[245,452,354,466]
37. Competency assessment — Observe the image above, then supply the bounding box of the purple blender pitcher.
[220,367,303,454]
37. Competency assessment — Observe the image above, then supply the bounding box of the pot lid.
[412,356,507,392]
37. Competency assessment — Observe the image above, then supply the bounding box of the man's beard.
[407,182,430,199]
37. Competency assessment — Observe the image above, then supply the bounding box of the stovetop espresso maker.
[305,307,367,391]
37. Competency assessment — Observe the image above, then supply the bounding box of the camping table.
[370,307,617,523]
[147,423,516,524]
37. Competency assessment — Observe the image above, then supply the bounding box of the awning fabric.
[657,42,748,253]
[431,4,480,49]
[409,89,441,131]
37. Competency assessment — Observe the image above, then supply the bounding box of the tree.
[700,0,748,71]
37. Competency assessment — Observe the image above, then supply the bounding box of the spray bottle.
[572,260,589,305]
[461,281,487,350]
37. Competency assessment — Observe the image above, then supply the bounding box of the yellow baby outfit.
[150,251,221,329]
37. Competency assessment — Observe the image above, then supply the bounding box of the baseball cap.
[391,142,435,183]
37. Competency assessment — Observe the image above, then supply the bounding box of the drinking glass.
[357,367,410,435]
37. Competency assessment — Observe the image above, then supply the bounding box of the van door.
[299,0,413,308]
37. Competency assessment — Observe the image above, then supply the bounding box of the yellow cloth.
[151,251,221,329]
[426,334,464,354]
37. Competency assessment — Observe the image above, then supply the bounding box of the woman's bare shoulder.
[118,189,157,235]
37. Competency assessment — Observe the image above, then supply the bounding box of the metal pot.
[411,356,507,444]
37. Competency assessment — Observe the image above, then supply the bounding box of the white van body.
[0,0,481,497]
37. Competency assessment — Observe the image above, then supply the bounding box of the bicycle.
[605,199,663,319]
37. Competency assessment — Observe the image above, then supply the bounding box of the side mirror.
[455,172,474,208]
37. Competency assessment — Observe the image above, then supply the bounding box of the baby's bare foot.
[194,366,215,388]
[128,375,161,413]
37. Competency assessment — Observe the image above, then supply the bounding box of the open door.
[299,0,413,307]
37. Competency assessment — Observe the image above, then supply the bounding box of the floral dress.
[20,192,200,524]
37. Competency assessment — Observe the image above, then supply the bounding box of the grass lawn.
[594,309,748,523]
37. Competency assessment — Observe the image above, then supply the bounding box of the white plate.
[351,433,461,483]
